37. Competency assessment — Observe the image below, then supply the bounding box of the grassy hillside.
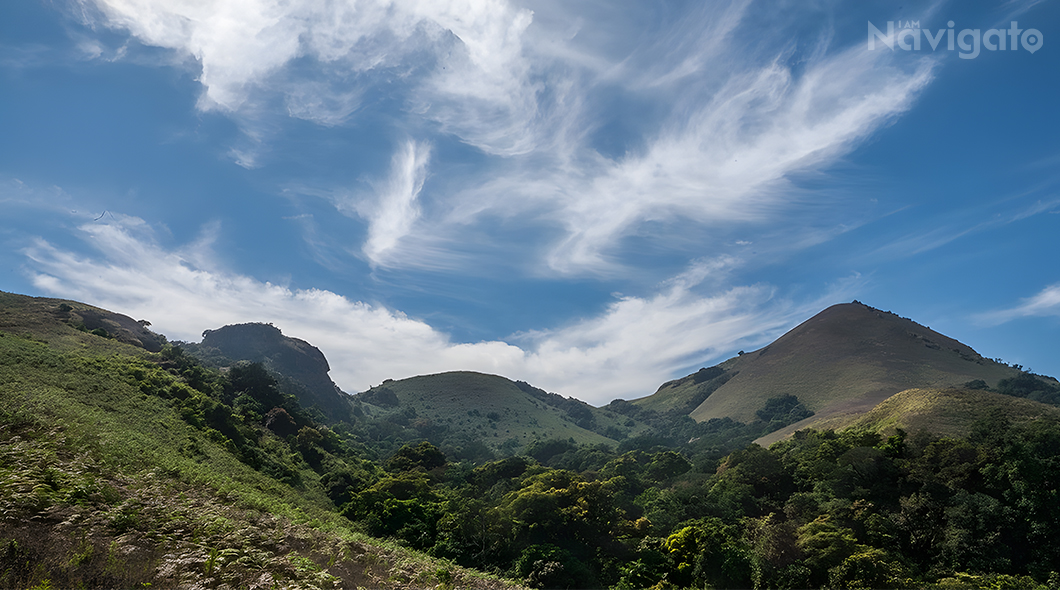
[668,302,1019,424]
[848,386,1060,435]
[0,293,521,590]
[0,291,162,355]
[630,366,733,416]
[756,386,1060,447]
[354,372,651,455]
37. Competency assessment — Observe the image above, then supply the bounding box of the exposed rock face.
[200,323,351,421]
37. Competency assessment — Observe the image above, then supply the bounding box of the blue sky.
[1,0,1057,405]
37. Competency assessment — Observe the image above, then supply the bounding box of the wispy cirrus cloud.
[80,0,540,153]
[865,195,1060,262]
[976,284,1060,326]
[412,47,936,275]
[334,139,432,268]
[22,216,838,404]
[76,0,939,280]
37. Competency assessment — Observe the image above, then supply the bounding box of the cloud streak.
[427,48,936,275]
[976,284,1060,326]
[80,0,938,279]
[84,0,540,153]
[356,139,431,267]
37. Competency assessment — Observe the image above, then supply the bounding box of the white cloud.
[85,0,539,153]
[345,139,432,267]
[22,218,832,405]
[81,0,937,277]
[423,47,936,275]
[976,284,1060,326]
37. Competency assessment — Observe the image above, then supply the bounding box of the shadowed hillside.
[183,322,353,422]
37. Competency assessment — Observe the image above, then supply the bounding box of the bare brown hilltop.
[633,301,1021,433]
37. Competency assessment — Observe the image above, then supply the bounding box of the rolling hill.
[353,372,652,455]
[175,324,658,455]
[0,290,164,354]
[631,301,1022,431]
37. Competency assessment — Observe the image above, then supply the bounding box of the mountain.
[179,324,654,456]
[632,301,1021,431]
[183,322,353,422]
[353,371,652,457]
[188,301,1033,457]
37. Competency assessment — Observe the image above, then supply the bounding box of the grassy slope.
[0,292,521,590]
[756,387,1060,447]
[358,372,648,450]
[683,302,1018,424]
[629,367,733,416]
[0,291,158,356]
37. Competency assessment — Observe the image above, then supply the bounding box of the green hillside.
[847,386,1060,436]
[630,366,734,416]
[756,386,1060,447]
[354,372,652,456]
[0,292,520,590]
[0,291,163,355]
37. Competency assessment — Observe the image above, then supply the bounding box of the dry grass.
[685,302,1019,423]
[845,387,1060,438]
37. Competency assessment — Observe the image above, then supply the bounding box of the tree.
[828,548,911,590]
[386,441,447,472]
[664,517,753,588]
[796,515,861,587]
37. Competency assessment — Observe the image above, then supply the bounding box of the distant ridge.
[817,386,1056,437]
[633,301,1021,431]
